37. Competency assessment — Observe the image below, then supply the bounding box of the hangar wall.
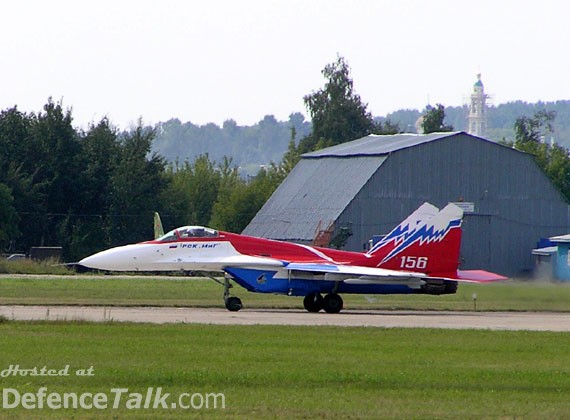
[335,133,570,276]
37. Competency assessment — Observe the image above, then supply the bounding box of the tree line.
[151,101,570,175]
[0,101,289,261]
[153,113,312,177]
[383,100,570,147]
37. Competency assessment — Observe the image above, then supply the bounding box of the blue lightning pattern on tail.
[372,218,462,266]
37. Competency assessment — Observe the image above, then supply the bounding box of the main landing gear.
[216,275,343,314]
[303,292,343,314]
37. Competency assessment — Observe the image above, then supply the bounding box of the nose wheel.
[225,296,243,312]
[223,276,242,311]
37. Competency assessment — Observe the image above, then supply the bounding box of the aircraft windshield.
[156,229,178,242]
[177,226,219,238]
[156,226,219,242]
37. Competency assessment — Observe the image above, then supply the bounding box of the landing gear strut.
[303,292,343,313]
[223,276,242,312]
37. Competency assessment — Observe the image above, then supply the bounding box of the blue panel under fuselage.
[223,267,416,296]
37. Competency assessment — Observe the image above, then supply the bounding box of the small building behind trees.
[243,132,570,277]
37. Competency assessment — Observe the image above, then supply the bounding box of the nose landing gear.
[223,276,242,312]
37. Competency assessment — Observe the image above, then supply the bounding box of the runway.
[1,305,569,331]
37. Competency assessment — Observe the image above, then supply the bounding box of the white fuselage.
[78,240,283,272]
[79,241,232,272]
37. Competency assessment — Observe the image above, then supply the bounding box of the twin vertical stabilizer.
[367,203,464,277]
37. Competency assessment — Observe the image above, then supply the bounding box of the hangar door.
[460,214,493,270]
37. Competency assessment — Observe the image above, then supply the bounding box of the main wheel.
[303,292,324,312]
[225,296,243,312]
[323,293,343,314]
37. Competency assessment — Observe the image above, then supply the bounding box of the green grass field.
[1,275,570,312]
[1,275,569,418]
[0,322,569,419]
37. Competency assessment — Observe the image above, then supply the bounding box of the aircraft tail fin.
[154,212,165,239]
[367,202,439,256]
[367,203,464,277]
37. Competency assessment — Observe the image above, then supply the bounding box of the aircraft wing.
[284,262,427,284]
[283,263,508,284]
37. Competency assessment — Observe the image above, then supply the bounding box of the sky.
[2,0,569,130]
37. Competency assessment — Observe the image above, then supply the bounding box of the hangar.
[243,132,570,277]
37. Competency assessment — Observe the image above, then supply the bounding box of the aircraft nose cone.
[79,250,116,271]
[79,245,139,271]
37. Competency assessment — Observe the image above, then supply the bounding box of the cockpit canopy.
[156,226,219,242]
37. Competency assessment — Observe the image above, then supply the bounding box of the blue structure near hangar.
[532,235,570,281]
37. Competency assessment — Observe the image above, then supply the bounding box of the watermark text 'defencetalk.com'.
[1,365,225,411]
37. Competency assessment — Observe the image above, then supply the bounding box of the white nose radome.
[79,244,151,271]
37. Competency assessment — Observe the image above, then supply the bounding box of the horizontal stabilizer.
[456,270,509,283]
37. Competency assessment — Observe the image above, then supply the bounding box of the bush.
[0,258,74,275]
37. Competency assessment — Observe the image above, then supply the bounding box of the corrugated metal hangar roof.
[302,132,501,158]
[243,156,386,241]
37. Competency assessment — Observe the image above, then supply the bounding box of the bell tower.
[468,73,488,137]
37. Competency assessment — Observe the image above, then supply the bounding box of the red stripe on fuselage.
[222,232,360,264]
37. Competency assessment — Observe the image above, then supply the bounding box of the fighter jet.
[79,203,507,313]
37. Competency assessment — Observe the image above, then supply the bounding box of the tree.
[511,110,570,201]
[108,122,167,245]
[23,99,83,250]
[162,154,221,228]
[514,110,556,145]
[372,119,400,135]
[421,104,453,134]
[66,118,120,260]
[0,183,19,251]
[0,107,33,176]
[212,167,281,233]
[0,107,39,252]
[298,56,388,153]
[209,157,242,230]
[278,126,301,177]
[79,118,119,215]
[257,56,402,221]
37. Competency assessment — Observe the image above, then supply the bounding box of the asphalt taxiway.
[1,305,568,331]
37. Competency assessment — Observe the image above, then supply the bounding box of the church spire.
[468,73,488,137]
